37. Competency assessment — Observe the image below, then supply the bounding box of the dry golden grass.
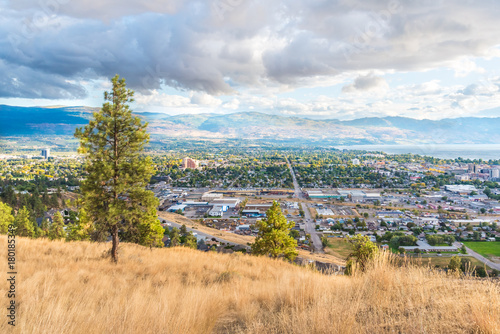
[1,236,499,334]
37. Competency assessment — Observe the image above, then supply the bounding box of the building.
[490,168,500,180]
[208,206,225,217]
[41,148,50,159]
[317,208,334,216]
[181,157,199,169]
[306,190,343,199]
[167,204,187,212]
[201,192,223,201]
[468,163,478,173]
[444,185,477,194]
[351,158,360,165]
[210,198,241,208]
[455,174,470,181]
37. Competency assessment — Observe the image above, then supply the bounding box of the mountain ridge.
[1,105,499,144]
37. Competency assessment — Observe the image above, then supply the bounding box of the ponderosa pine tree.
[40,218,50,238]
[0,202,14,234]
[14,206,35,238]
[49,211,66,240]
[169,227,180,247]
[251,201,298,261]
[65,208,91,242]
[75,75,161,262]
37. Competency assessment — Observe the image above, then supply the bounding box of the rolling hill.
[1,105,500,145]
[0,236,498,333]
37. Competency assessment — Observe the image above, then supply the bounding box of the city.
[2,0,500,332]
[1,147,499,272]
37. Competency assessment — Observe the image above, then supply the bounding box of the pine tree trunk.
[111,225,119,263]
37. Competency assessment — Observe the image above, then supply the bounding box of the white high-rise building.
[490,168,500,179]
[41,148,50,159]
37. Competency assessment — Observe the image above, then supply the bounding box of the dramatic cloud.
[1,0,500,119]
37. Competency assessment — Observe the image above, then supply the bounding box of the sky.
[1,0,500,120]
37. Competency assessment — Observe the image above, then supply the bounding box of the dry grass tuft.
[0,236,499,333]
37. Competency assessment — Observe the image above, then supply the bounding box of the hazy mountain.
[1,105,500,145]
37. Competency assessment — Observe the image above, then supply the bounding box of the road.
[454,242,500,271]
[286,158,324,253]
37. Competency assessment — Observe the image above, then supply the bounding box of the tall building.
[468,163,478,173]
[491,168,500,179]
[182,157,199,169]
[41,148,50,159]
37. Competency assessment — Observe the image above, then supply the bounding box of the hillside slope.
[1,237,499,333]
[3,105,500,144]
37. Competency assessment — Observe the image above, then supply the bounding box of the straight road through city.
[286,157,324,253]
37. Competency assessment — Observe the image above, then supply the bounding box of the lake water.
[336,144,500,160]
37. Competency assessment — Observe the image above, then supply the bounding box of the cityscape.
[1,0,500,333]
[1,146,499,272]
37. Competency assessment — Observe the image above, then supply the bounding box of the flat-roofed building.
[210,198,241,208]
[445,185,477,194]
[201,192,223,201]
[209,206,224,217]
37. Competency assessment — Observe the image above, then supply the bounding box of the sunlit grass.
[0,236,499,333]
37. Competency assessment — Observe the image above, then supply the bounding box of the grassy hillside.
[0,236,499,333]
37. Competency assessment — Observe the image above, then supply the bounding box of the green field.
[409,256,490,270]
[324,238,351,259]
[463,242,500,259]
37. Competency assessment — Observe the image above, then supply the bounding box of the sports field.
[463,242,500,260]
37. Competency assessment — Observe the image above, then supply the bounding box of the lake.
[336,144,500,160]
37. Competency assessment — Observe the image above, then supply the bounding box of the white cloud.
[342,74,389,93]
[189,92,222,107]
[450,58,486,77]
[222,98,240,110]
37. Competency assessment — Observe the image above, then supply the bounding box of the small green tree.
[321,235,330,247]
[0,202,14,234]
[180,224,188,235]
[475,266,487,277]
[251,201,298,261]
[183,232,197,249]
[65,209,91,242]
[49,212,66,240]
[169,227,181,247]
[448,255,462,272]
[345,234,378,273]
[460,245,467,254]
[137,217,164,248]
[14,206,35,238]
[40,218,50,238]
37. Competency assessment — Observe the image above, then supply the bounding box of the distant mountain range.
[1,104,500,145]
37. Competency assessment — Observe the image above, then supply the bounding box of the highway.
[286,158,324,253]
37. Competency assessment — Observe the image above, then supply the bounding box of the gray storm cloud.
[1,0,500,99]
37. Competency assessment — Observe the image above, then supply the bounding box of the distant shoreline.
[336,144,500,160]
